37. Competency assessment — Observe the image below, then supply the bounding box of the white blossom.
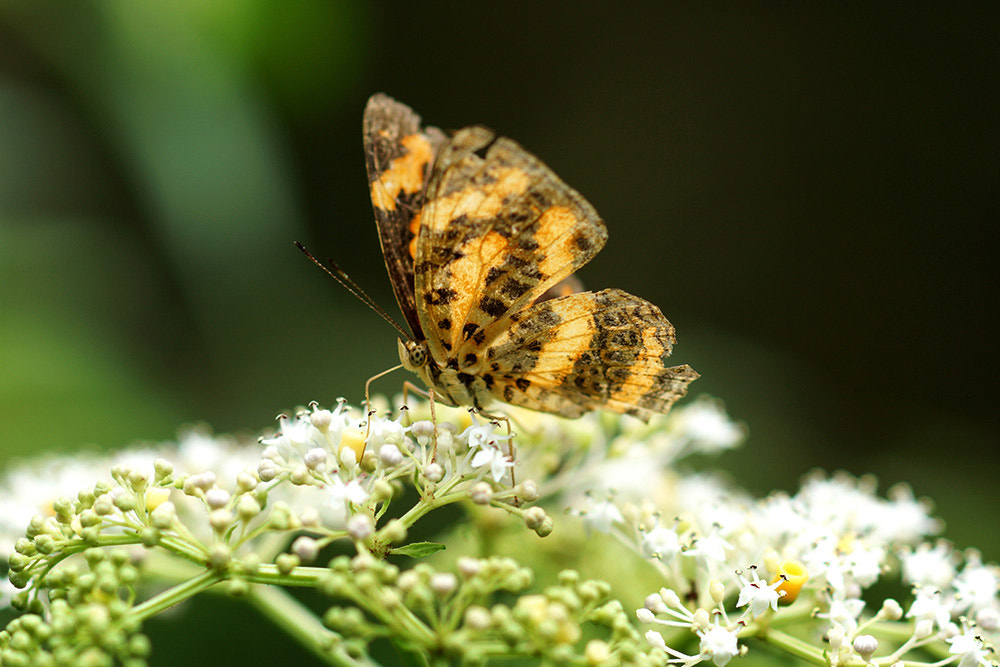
[698,623,740,667]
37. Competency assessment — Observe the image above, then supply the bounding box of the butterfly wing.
[483,289,698,421]
[363,93,446,338]
[415,126,608,365]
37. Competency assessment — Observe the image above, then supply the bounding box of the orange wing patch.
[363,94,446,338]
[415,126,607,365]
[369,134,437,212]
[482,289,697,420]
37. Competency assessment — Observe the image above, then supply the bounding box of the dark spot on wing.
[574,233,593,253]
[427,288,457,305]
[500,279,531,299]
[479,296,506,318]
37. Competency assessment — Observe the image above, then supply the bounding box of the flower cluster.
[1,394,997,667]
[603,465,998,666]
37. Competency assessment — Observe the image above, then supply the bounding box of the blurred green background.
[1,1,997,657]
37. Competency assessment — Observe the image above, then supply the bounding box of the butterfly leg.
[400,381,440,461]
[400,380,432,422]
[474,408,518,499]
[428,386,440,462]
[363,363,404,441]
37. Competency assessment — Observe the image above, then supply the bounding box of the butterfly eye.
[398,339,428,371]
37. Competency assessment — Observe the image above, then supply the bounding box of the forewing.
[484,289,698,421]
[414,126,608,364]
[364,93,446,337]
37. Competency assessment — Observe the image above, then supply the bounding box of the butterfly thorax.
[397,338,490,409]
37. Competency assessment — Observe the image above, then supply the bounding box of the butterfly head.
[398,338,429,372]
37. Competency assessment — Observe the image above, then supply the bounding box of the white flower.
[462,421,509,451]
[901,541,958,589]
[262,414,316,452]
[686,530,732,568]
[953,559,1000,615]
[698,622,740,666]
[907,586,954,630]
[585,446,665,502]
[875,484,941,543]
[948,625,993,667]
[819,597,866,635]
[365,415,405,449]
[975,607,1000,632]
[580,498,624,534]
[320,478,370,527]
[0,454,113,554]
[470,446,514,483]
[675,475,750,537]
[735,567,781,618]
[642,526,682,560]
[674,397,744,453]
[845,543,886,588]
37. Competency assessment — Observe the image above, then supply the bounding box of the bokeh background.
[1,2,997,661]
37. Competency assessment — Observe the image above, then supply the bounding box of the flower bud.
[458,557,482,578]
[205,488,230,509]
[853,635,878,663]
[150,502,177,529]
[257,459,279,482]
[310,409,333,431]
[430,572,458,596]
[469,482,493,505]
[292,536,320,562]
[424,462,444,483]
[524,507,548,530]
[210,509,233,532]
[304,448,328,471]
[379,444,404,467]
[516,479,540,502]
[464,605,492,630]
[347,515,374,541]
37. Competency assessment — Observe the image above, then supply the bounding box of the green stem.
[131,569,224,620]
[244,563,329,587]
[757,627,827,665]
[246,583,383,667]
[396,490,466,529]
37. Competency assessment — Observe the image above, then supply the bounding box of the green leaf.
[391,542,446,558]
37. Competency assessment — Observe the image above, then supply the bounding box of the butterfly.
[360,93,697,421]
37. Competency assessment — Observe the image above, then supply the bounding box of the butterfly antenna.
[294,241,412,340]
